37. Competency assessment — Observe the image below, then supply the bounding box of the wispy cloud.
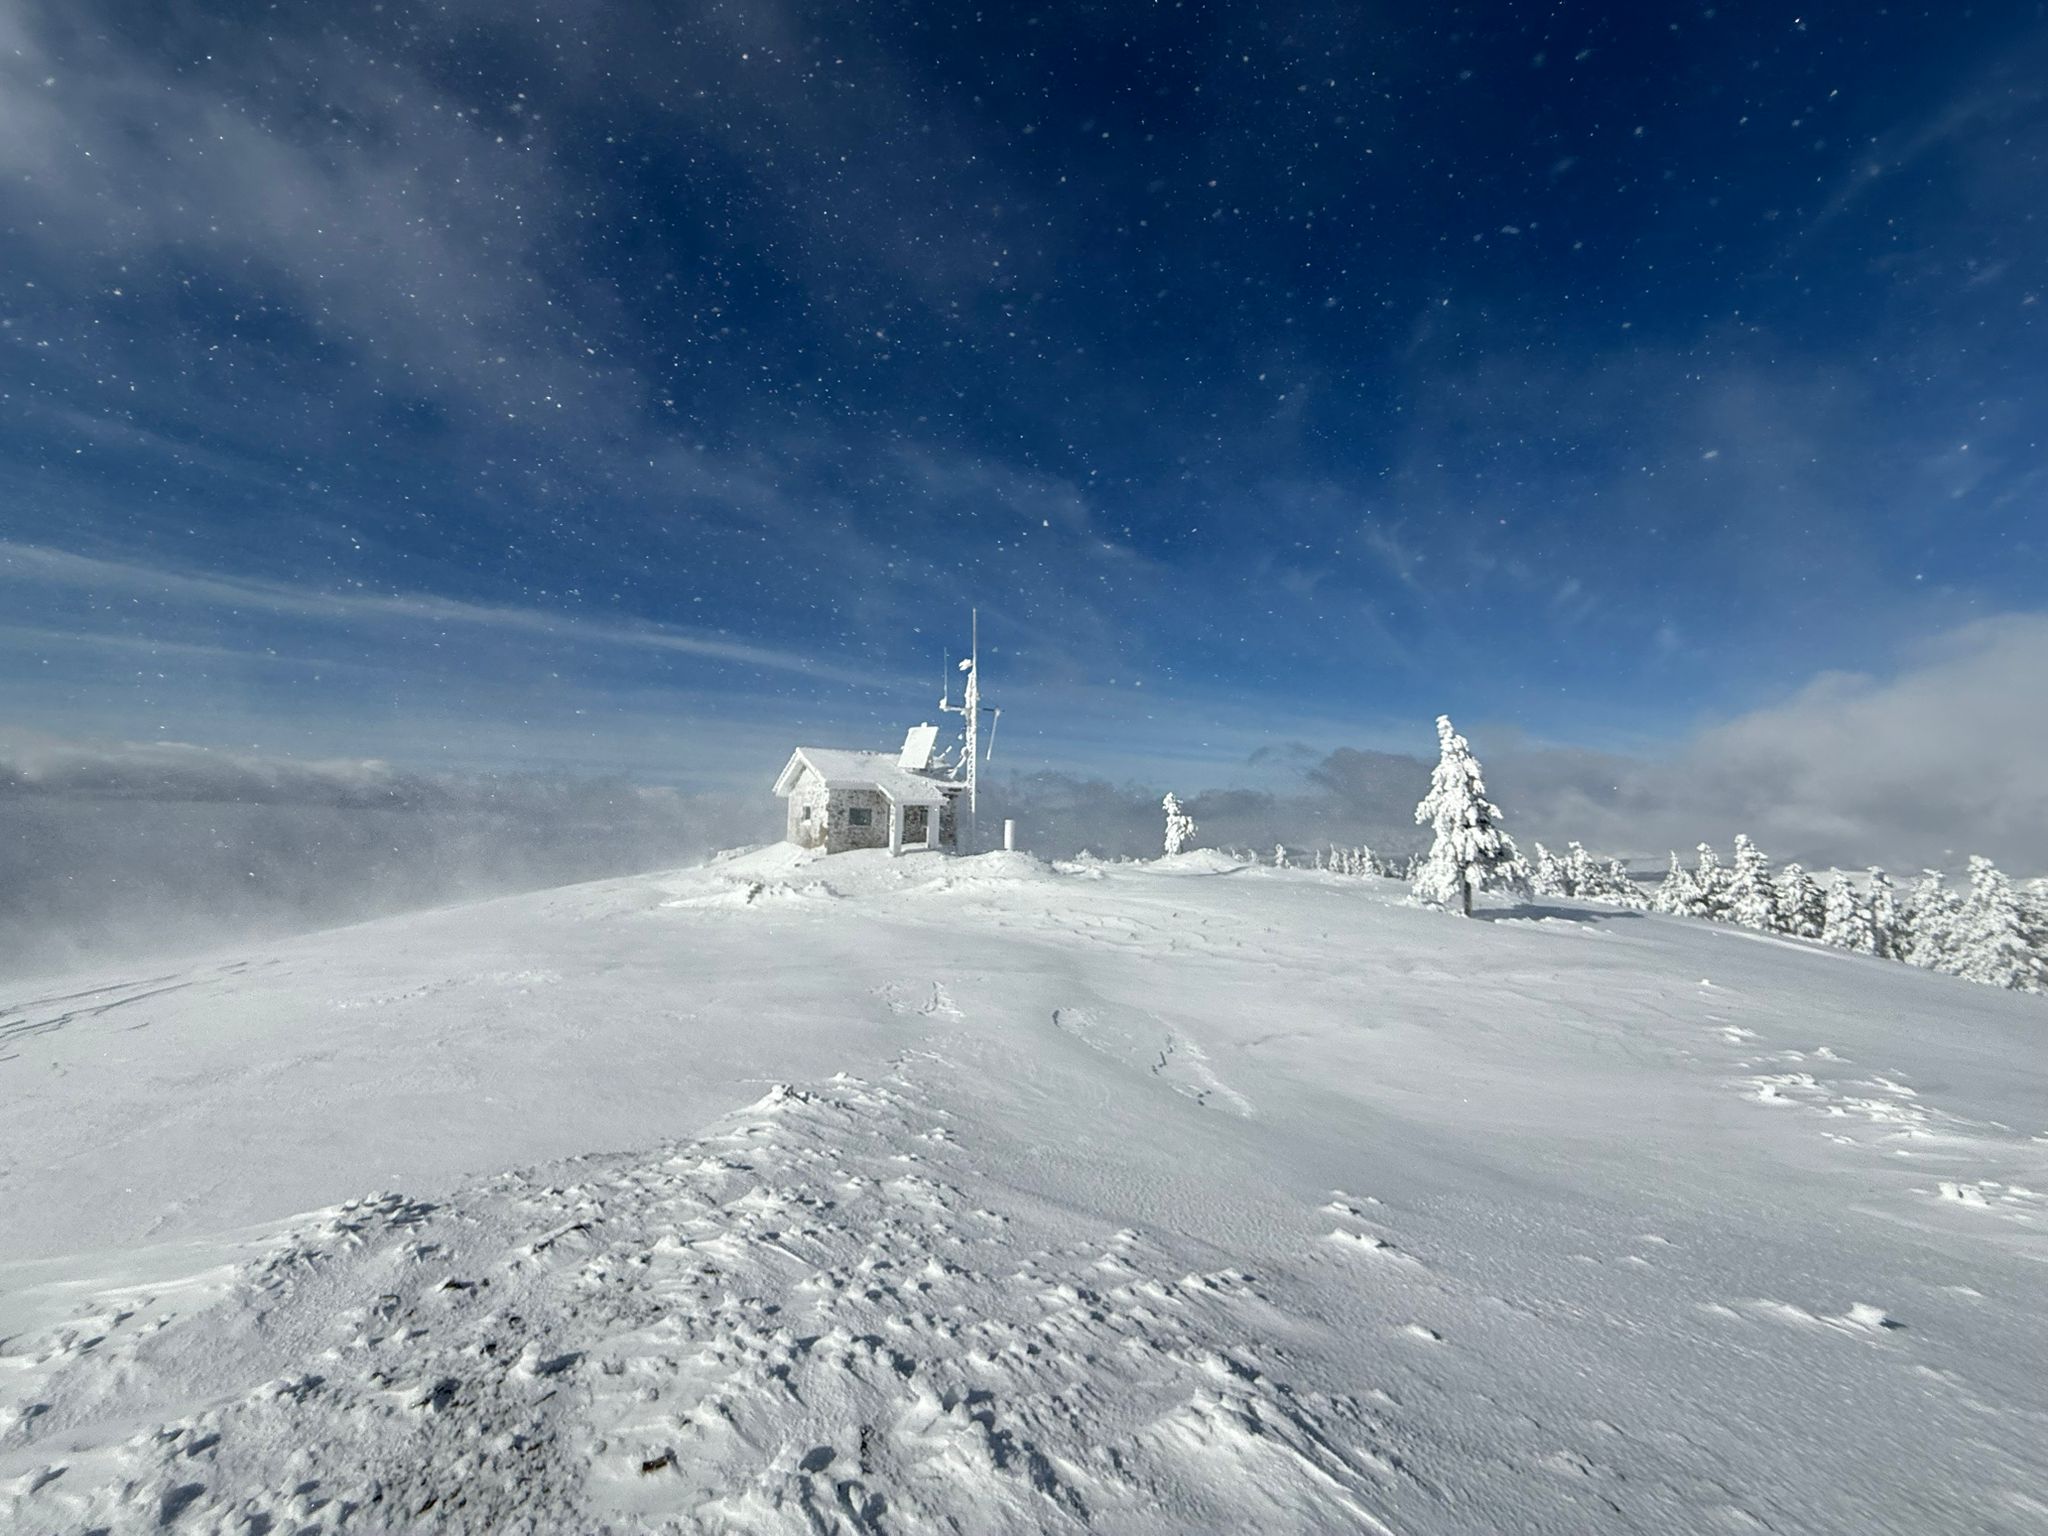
[0,541,909,691]
[0,2,629,434]
[1799,36,2048,246]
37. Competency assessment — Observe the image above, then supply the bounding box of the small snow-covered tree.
[1902,869,1962,972]
[1530,842,1567,897]
[1601,858,1648,908]
[1273,843,1289,869]
[1650,851,1695,915]
[1692,842,1731,920]
[1727,834,1779,931]
[1412,715,1529,916]
[1161,793,1197,856]
[1820,872,1876,953]
[1775,863,1824,939]
[1867,868,1901,959]
[1954,856,2039,991]
[1555,843,1635,905]
[2022,879,2048,979]
[1566,841,1604,899]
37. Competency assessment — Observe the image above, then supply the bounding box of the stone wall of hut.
[783,767,960,853]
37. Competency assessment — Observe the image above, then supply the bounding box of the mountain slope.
[2,847,2044,1532]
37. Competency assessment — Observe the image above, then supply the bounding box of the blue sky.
[2,0,2044,795]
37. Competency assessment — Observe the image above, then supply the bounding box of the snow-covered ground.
[2,845,2044,1533]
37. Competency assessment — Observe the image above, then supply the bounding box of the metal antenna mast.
[938,608,998,844]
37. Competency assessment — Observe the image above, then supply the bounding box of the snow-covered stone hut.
[774,727,961,856]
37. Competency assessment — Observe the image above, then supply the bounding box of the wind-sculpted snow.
[2,847,2046,1531]
[1,1077,1418,1533]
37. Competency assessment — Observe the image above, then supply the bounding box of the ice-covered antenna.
[936,607,997,836]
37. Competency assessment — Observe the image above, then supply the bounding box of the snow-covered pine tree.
[1727,834,1779,930]
[1953,856,2040,991]
[1820,872,1876,953]
[1530,842,1566,897]
[1875,872,1900,958]
[1568,843,1636,904]
[1273,843,1289,869]
[1650,852,1695,915]
[1867,868,1901,960]
[1161,793,1196,856]
[1902,870,1962,972]
[1411,714,1529,917]
[1775,863,1824,939]
[2022,879,2048,980]
[1602,858,1648,908]
[1566,841,1603,899]
[1692,842,1731,920]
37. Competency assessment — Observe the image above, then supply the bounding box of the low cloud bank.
[998,616,2048,877]
[6,615,2042,977]
[1495,614,2048,875]
[1,739,777,978]
[991,754,1425,862]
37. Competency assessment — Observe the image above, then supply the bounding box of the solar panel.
[899,722,940,771]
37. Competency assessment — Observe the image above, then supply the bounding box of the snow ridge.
[3,1075,1407,1534]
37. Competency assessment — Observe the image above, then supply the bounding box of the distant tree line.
[1171,713,2045,995]
[1538,837,2046,994]
[1255,712,2048,997]
[1266,843,1418,879]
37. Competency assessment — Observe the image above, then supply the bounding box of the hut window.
[847,807,873,827]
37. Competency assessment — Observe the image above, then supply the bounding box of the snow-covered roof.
[774,747,958,806]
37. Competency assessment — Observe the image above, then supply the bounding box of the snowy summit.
[3,2,2047,1532]
[2,844,2045,1532]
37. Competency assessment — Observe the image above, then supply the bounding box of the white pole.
[939,607,994,854]
[888,800,904,858]
[964,608,979,825]
[1003,818,1016,852]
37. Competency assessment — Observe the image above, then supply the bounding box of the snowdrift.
[2,850,2043,1532]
